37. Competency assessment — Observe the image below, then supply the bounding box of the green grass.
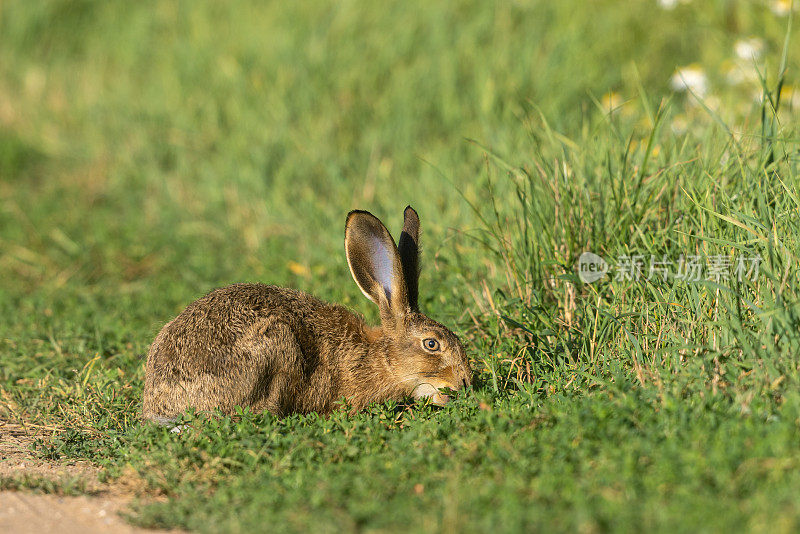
[2,0,800,532]
[0,472,97,496]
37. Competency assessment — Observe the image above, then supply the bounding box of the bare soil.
[0,420,178,534]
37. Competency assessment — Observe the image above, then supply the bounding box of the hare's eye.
[422,338,440,352]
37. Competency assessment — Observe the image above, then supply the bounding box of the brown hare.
[142,207,472,423]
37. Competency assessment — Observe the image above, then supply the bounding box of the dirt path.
[0,420,178,534]
[0,492,149,534]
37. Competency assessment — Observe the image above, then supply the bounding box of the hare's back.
[151,283,329,360]
[142,283,333,419]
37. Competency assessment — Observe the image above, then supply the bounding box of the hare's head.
[345,207,472,405]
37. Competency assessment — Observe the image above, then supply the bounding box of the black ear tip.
[402,206,420,233]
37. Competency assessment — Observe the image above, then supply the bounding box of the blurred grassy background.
[2,0,794,308]
[3,1,800,532]
[0,0,792,348]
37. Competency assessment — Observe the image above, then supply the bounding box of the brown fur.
[142,207,471,422]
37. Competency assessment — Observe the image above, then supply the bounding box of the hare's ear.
[345,210,409,323]
[397,206,420,312]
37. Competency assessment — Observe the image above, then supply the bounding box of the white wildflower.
[735,38,765,60]
[657,0,692,9]
[670,65,709,97]
[724,59,760,86]
[771,0,796,16]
